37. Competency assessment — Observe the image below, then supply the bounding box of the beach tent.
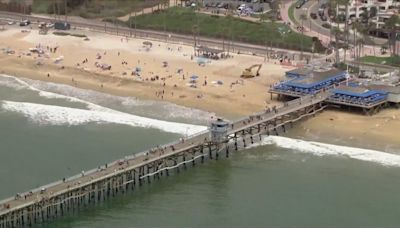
[197,57,206,66]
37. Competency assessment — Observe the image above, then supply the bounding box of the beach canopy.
[143,41,152,47]
[197,57,206,64]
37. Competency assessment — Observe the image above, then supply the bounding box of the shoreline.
[1,27,400,152]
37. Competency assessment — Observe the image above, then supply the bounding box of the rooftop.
[284,69,346,89]
[333,85,388,97]
[366,84,400,94]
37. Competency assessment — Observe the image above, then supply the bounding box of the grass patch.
[32,0,161,19]
[53,32,87,38]
[53,31,70,36]
[117,7,325,52]
[359,55,400,67]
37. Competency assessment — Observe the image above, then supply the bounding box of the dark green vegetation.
[359,55,400,67]
[53,31,87,38]
[110,7,325,52]
[32,0,160,18]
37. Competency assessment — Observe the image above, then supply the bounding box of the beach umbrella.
[190,75,199,80]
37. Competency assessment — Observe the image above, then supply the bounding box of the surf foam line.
[0,74,214,123]
[0,74,107,110]
[262,135,400,167]
[1,101,207,135]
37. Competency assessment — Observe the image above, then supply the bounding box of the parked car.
[55,22,70,30]
[295,0,305,9]
[310,12,317,19]
[7,21,15,25]
[38,22,46,29]
[320,15,327,21]
[19,20,30,26]
[238,3,246,10]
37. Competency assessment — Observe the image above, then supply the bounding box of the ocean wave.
[262,136,400,167]
[1,100,207,135]
[0,74,214,123]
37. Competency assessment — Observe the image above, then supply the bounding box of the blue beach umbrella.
[190,75,199,80]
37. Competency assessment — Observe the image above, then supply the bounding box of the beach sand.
[0,27,287,119]
[1,26,399,151]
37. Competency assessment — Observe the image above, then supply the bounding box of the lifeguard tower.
[210,118,229,144]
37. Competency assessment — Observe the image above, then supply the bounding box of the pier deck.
[0,94,328,228]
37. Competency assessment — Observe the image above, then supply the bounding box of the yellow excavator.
[241,64,262,78]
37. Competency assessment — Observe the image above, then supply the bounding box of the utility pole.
[53,0,57,21]
[129,9,132,37]
[163,6,167,43]
[57,0,61,19]
[64,0,67,22]
[192,25,198,56]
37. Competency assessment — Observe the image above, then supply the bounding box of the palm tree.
[384,15,399,56]
[331,27,342,64]
[351,21,360,59]
[299,13,307,59]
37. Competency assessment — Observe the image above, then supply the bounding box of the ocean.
[1,74,400,228]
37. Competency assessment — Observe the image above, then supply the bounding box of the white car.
[46,23,54,28]
[238,4,246,11]
[7,21,15,25]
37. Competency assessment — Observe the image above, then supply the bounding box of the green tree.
[384,15,400,56]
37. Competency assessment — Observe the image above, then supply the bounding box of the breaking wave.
[1,101,207,135]
[0,74,214,124]
[262,136,400,167]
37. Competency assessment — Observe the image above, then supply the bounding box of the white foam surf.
[1,101,207,135]
[0,74,214,123]
[262,136,400,167]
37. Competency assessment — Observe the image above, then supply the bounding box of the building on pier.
[270,67,400,115]
[366,84,400,104]
[328,85,388,109]
[270,68,347,97]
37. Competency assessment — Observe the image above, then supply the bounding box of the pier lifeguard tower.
[210,118,229,143]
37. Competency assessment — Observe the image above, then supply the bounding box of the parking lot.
[193,0,272,15]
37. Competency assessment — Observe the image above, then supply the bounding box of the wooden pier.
[0,94,327,228]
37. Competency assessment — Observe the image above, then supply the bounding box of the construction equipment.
[241,64,262,78]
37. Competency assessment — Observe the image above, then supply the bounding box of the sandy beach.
[1,25,400,150]
[0,26,289,118]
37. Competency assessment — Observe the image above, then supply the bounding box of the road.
[281,0,390,58]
